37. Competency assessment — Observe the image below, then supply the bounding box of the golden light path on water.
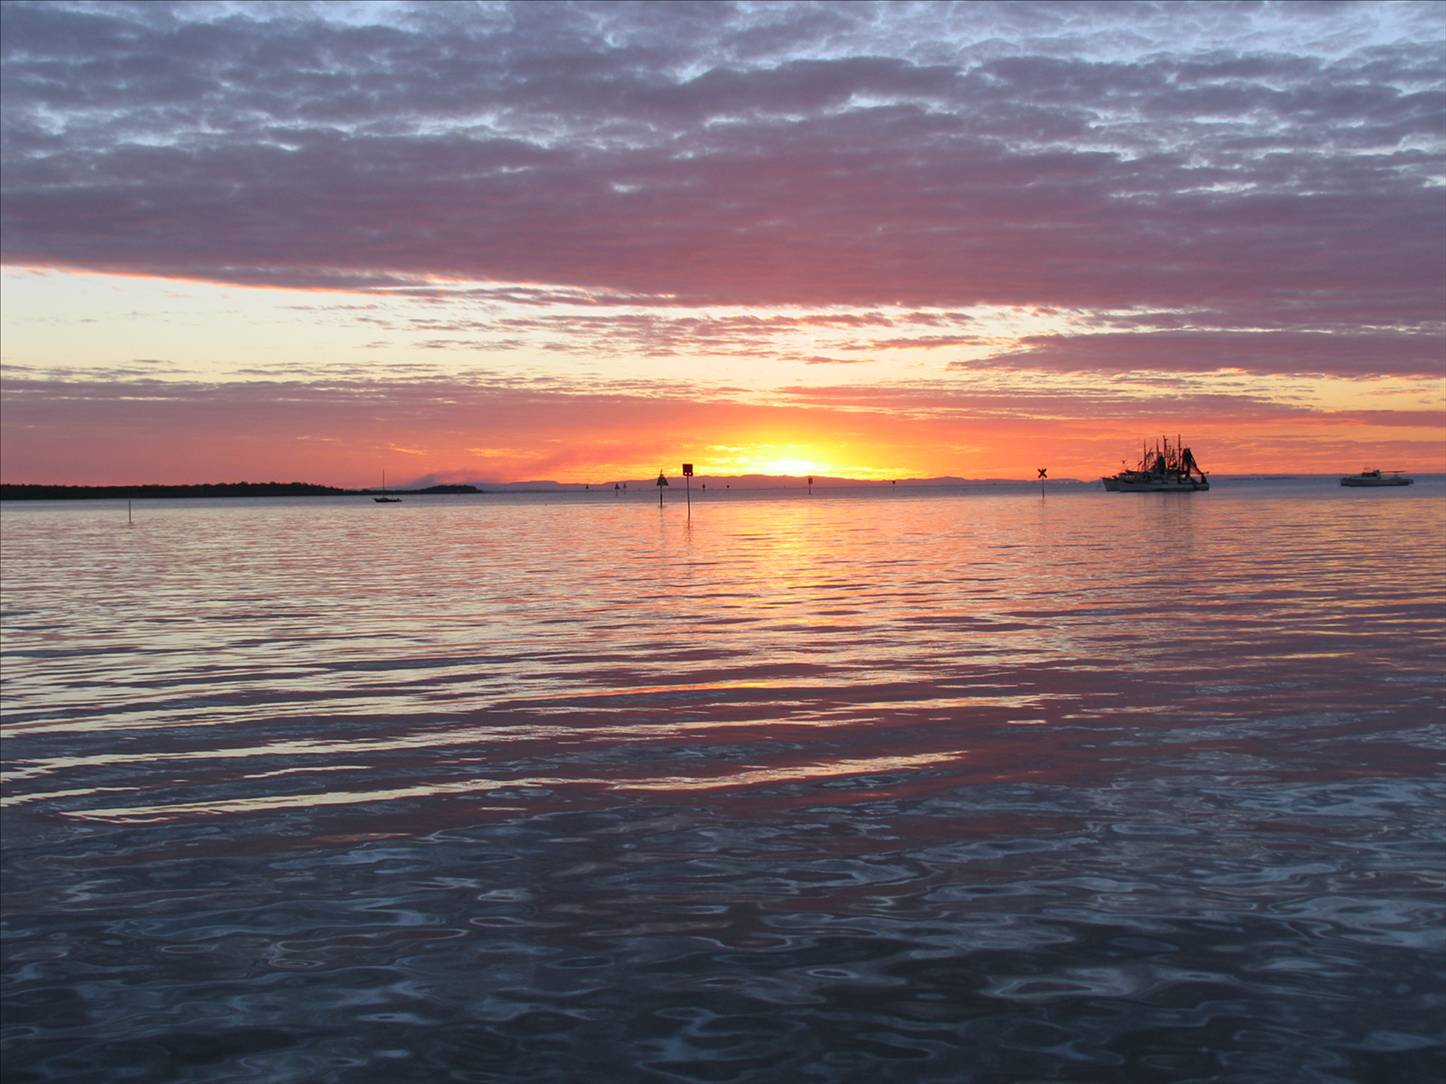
[3,484,1440,826]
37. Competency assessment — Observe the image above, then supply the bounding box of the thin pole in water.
[128,500,133,526]
[682,463,693,519]
[1037,467,1047,496]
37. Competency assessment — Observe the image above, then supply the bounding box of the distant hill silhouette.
[0,482,483,500]
[366,484,484,495]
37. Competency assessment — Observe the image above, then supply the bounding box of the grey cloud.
[961,330,1446,378]
[1,0,1442,384]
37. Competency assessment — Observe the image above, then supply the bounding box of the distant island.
[2,477,1083,500]
[0,482,484,500]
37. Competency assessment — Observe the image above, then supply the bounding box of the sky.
[2,0,1443,486]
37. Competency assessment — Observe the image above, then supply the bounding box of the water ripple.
[3,486,1444,1082]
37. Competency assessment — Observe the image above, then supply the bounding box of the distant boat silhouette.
[1103,436,1209,491]
[374,470,402,502]
[1340,468,1412,487]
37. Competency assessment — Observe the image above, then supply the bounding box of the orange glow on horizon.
[4,419,1444,488]
[699,439,910,480]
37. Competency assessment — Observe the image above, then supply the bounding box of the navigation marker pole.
[128,500,133,527]
[1037,467,1048,497]
[657,470,668,507]
[682,463,693,520]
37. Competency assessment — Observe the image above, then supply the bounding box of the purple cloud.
[961,329,1446,378]
[1,1,1442,383]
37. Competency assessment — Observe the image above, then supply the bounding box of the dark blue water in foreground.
[3,481,1444,1082]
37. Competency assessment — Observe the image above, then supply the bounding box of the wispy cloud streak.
[3,369,1439,484]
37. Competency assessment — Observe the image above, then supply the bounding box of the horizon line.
[5,470,1439,493]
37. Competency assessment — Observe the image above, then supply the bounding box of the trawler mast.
[1103,435,1209,492]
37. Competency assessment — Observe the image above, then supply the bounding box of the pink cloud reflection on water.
[2,483,1441,837]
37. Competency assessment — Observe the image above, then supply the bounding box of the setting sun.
[752,458,826,477]
[701,441,907,480]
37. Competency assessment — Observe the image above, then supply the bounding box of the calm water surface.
[3,483,1444,1082]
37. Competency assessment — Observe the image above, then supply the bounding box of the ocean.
[2,480,1443,1083]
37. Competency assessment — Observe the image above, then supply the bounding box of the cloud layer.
[2,1,1442,481]
[4,1,1443,325]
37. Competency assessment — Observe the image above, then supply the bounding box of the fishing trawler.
[1102,436,1210,492]
[1340,469,1413,487]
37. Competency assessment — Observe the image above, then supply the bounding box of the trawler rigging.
[1102,436,1209,492]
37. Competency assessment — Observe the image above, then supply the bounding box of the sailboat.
[374,470,402,503]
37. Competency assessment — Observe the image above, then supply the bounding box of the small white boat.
[1340,469,1412,487]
